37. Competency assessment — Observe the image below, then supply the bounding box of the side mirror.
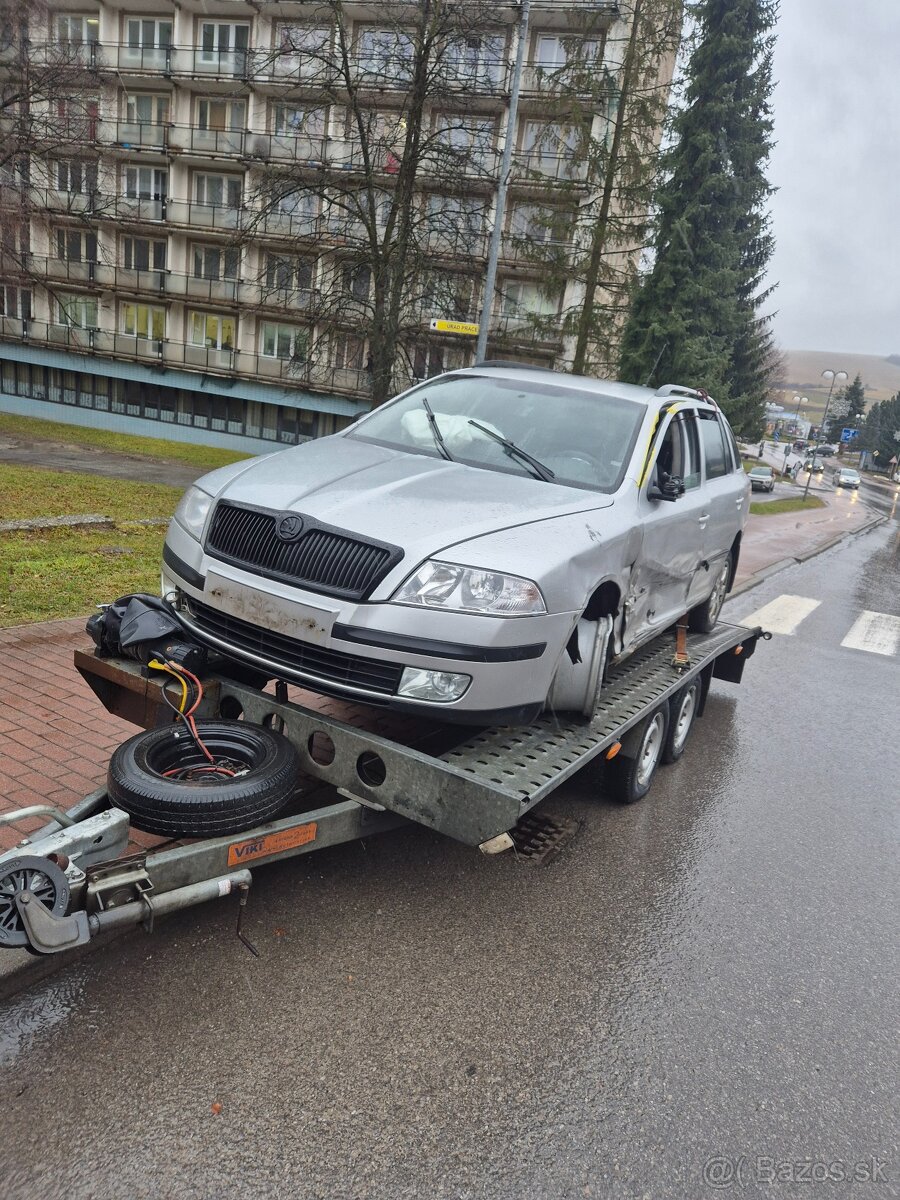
[648,473,685,503]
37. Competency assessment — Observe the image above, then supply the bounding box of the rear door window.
[699,412,729,480]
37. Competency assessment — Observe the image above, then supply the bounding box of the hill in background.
[775,350,900,415]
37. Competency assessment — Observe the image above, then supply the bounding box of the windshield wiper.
[422,396,454,462]
[467,419,555,483]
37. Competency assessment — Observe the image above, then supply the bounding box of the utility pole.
[475,0,531,363]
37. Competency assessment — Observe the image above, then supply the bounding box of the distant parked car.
[748,465,775,492]
[815,445,837,457]
[804,458,826,474]
[832,467,860,489]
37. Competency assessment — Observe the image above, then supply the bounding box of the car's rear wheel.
[689,553,732,634]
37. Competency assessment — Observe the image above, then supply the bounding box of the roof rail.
[655,384,719,408]
[655,384,704,399]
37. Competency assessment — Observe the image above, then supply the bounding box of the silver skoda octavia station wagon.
[162,366,750,725]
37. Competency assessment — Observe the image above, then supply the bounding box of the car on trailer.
[161,367,749,726]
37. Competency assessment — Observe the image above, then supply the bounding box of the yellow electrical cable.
[148,658,188,713]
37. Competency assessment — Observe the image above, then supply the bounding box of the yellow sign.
[429,318,480,336]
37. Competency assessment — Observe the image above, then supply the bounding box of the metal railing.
[0,315,375,395]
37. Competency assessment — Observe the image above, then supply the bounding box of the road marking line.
[840,611,900,657]
[740,594,821,635]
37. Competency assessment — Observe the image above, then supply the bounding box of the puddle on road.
[0,970,85,1068]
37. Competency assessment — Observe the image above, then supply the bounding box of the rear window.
[698,412,729,479]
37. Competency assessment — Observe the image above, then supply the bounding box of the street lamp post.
[792,394,808,433]
[803,370,847,500]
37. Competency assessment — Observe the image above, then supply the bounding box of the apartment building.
[0,0,673,452]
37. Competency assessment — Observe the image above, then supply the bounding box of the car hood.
[205,436,614,562]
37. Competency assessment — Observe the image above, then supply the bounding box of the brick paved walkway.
[0,618,139,851]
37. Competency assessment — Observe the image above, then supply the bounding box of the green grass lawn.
[0,464,183,627]
[749,496,826,516]
[0,411,250,472]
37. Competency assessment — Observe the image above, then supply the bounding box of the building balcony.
[0,317,373,397]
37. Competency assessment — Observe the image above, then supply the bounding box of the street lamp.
[803,370,847,500]
[792,394,808,432]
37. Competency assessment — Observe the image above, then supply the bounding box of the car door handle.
[698,513,709,527]
[736,497,745,506]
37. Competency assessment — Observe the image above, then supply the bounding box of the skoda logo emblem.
[276,513,304,542]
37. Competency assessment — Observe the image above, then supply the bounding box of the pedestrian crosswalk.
[739,595,900,658]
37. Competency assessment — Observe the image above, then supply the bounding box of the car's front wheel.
[688,553,731,634]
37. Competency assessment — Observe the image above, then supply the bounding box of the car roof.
[453,366,721,413]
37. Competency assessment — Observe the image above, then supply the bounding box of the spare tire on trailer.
[107,720,302,838]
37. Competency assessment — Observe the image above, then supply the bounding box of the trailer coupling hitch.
[9,865,254,956]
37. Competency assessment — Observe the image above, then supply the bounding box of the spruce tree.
[618,0,777,435]
[825,373,866,441]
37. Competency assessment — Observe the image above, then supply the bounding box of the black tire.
[689,553,732,634]
[107,720,302,837]
[607,706,669,804]
[662,680,700,764]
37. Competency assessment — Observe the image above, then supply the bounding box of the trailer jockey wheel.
[108,720,303,838]
[0,856,70,949]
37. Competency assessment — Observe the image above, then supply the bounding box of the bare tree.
[242,0,515,404]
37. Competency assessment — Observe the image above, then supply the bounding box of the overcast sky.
[765,0,900,356]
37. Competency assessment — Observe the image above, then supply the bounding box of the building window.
[190,311,236,350]
[357,29,414,82]
[434,114,495,169]
[509,203,571,246]
[122,236,166,271]
[275,25,330,76]
[54,158,98,195]
[125,19,172,50]
[192,244,240,281]
[122,302,165,339]
[272,104,327,138]
[55,96,99,140]
[56,228,98,263]
[273,188,317,220]
[194,173,242,208]
[533,35,601,72]
[198,22,250,68]
[260,322,307,360]
[341,263,371,303]
[197,98,246,132]
[264,253,313,293]
[521,121,583,179]
[56,15,100,44]
[123,165,167,199]
[443,34,505,88]
[426,194,488,249]
[124,93,170,125]
[0,286,32,320]
[332,334,365,371]
[57,295,99,329]
[500,280,560,319]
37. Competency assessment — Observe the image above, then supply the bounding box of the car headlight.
[173,486,213,541]
[391,560,546,615]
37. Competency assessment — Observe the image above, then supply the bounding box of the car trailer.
[0,620,765,959]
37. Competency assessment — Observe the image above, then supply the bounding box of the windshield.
[750,467,771,475]
[347,374,645,492]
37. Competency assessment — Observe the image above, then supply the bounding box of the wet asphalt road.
[2,525,898,1200]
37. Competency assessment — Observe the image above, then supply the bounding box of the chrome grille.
[205,502,401,600]
[185,599,403,696]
